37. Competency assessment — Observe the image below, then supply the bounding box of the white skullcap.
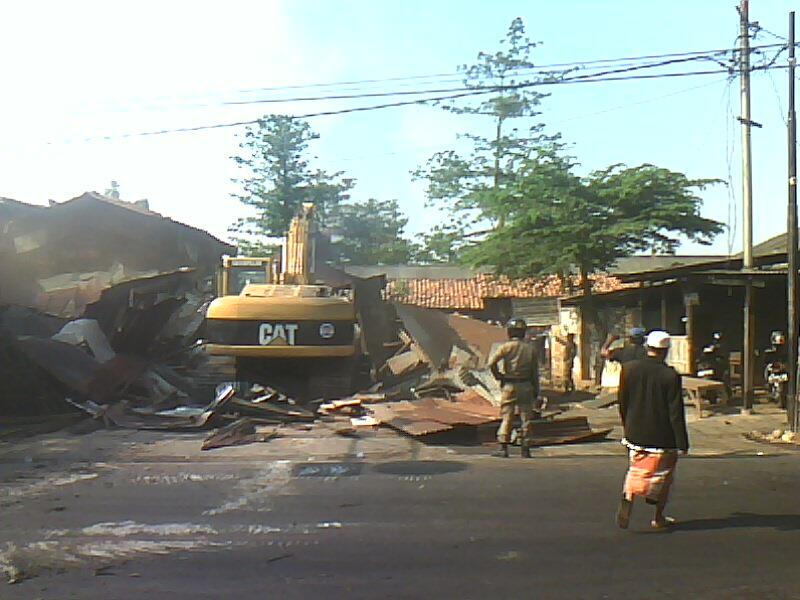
[646,330,671,349]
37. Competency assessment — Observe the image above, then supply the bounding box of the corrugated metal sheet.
[367,394,500,437]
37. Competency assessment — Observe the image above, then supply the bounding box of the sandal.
[651,516,676,530]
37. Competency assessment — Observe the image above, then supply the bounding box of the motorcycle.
[696,333,729,403]
[764,331,788,408]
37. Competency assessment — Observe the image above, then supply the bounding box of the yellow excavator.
[204,203,359,400]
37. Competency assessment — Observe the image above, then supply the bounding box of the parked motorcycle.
[764,331,788,408]
[696,332,730,402]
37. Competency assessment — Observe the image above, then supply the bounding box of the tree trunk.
[579,267,609,385]
[494,116,505,229]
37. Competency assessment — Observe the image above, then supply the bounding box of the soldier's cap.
[630,327,646,337]
[645,330,671,349]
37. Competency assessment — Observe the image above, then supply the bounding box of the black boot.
[492,443,509,458]
[521,445,531,458]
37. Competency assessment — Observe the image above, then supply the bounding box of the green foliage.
[414,223,465,263]
[414,17,564,234]
[332,199,418,265]
[464,151,725,281]
[417,17,722,281]
[230,115,353,242]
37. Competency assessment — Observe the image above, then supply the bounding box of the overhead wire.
[42,42,793,143]
[88,66,784,140]
[77,65,787,141]
[222,54,727,106]
[221,41,789,96]
[61,41,793,116]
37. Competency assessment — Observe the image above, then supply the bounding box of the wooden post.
[686,303,697,376]
[684,289,699,376]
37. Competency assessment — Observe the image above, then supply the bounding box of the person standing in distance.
[616,330,688,530]
[487,318,540,458]
[602,327,647,364]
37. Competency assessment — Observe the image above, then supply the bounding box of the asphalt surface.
[3,442,800,600]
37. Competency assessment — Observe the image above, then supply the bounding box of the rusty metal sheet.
[201,418,258,450]
[394,304,474,371]
[529,416,611,446]
[382,416,452,436]
[409,399,492,426]
[445,314,507,364]
[367,395,500,437]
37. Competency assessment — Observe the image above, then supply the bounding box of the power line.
[226,42,788,96]
[70,64,787,142]
[222,54,724,106]
[56,42,793,117]
[294,70,749,119]
[326,77,732,163]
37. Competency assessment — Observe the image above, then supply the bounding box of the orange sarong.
[623,449,678,504]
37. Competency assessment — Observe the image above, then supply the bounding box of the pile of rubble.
[745,428,799,445]
[0,272,610,451]
[319,303,611,447]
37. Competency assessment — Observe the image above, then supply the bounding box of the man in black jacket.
[616,330,689,530]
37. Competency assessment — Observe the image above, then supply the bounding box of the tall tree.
[331,199,417,265]
[414,17,563,237]
[464,152,724,287]
[230,115,352,253]
[463,150,724,381]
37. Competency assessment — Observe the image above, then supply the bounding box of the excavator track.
[234,356,358,402]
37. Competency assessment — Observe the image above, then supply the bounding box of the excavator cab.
[217,256,275,296]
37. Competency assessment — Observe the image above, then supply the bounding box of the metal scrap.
[201,418,280,450]
[393,304,475,371]
[366,394,501,437]
[527,416,612,446]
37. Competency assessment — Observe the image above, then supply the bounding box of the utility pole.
[740,0,755,414]
[788,11,799,431]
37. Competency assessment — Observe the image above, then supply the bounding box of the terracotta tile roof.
[387,273,626,310]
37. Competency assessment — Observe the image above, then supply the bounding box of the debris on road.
[525,417,612,446]
[0,262,611,452]
[201,418,280,450]
[745,428,800,445]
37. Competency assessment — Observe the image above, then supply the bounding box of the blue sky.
[0,0,796,256]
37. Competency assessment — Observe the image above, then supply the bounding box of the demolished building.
[0,192,235,317]
[0,203,614,451]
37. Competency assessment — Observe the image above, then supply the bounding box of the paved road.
[3,438,800,600]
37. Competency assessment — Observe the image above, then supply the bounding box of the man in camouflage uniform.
[487,318,540,458]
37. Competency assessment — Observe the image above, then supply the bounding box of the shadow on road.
[679,512,800,532]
